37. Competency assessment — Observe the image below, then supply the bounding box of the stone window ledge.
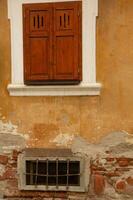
[7,83,101,96]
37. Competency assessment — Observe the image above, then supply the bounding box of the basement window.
[26,160,80,186]
[18,149,87,192]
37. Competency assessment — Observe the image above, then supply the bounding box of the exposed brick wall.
[0,150,133,200]
[91,155,133,196]
[0,151,18,182]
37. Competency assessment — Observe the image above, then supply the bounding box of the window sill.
[7,83,102,96]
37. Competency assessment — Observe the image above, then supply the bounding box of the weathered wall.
[0,132,133,199]
[0,0,133,147]
[0,1,133,199]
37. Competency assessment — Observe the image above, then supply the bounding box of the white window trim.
[7,0,101,96]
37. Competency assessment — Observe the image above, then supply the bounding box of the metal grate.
[25,159,80,188]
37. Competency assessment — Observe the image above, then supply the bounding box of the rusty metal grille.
[25,159,80,188]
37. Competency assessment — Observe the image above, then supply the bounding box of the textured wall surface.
[0,1,133,199]
[0,0,133,147]
[0,132,132,199]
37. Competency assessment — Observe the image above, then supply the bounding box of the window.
[18,148,87,192]
[7,0,101,96]
[23,2,82,85]
[26,160,80,186]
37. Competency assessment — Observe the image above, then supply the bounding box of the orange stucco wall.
[0,0,133,147]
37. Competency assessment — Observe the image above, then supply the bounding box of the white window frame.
[7,0,101,96]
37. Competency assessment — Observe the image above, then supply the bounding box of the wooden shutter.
[53,2,82,83]
[23,3,52,84]
[23,2,82,85]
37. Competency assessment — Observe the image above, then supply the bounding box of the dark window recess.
[26,160,80,187]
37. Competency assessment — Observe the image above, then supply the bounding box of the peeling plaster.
[50,131,133,158]
[122,130,133,144]
[71,131,133,158]
[0,119,28,153]
[69,131,133,199]
[0,120,29,139]
[121,170,133,179]
[50,133,75,146]
[104,182,122,200]
[71,136,106,158]
[0,181,5,199]
[99,131,133,147]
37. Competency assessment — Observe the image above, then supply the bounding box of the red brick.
[117,158,129,167]
[116,167,131,172]
[107,171,120,177]
[7,179,18,188]
[93,171,105,175]
[106,157,115,162]
[93,174,105,195]
[116,180,126,192]
[4,168,16,179]
[0,155,8,165]
[91,165,106,171]
[12,150,20,161]
[126,177,133,186]
[0,175,5,181]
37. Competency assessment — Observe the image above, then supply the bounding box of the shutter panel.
[23,4,52,84]
[23,2,82,85]
[53,2,82,82]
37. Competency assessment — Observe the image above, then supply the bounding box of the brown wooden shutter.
[23,2,82,85]
[23,3,52,84]
[53,2,82,82]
